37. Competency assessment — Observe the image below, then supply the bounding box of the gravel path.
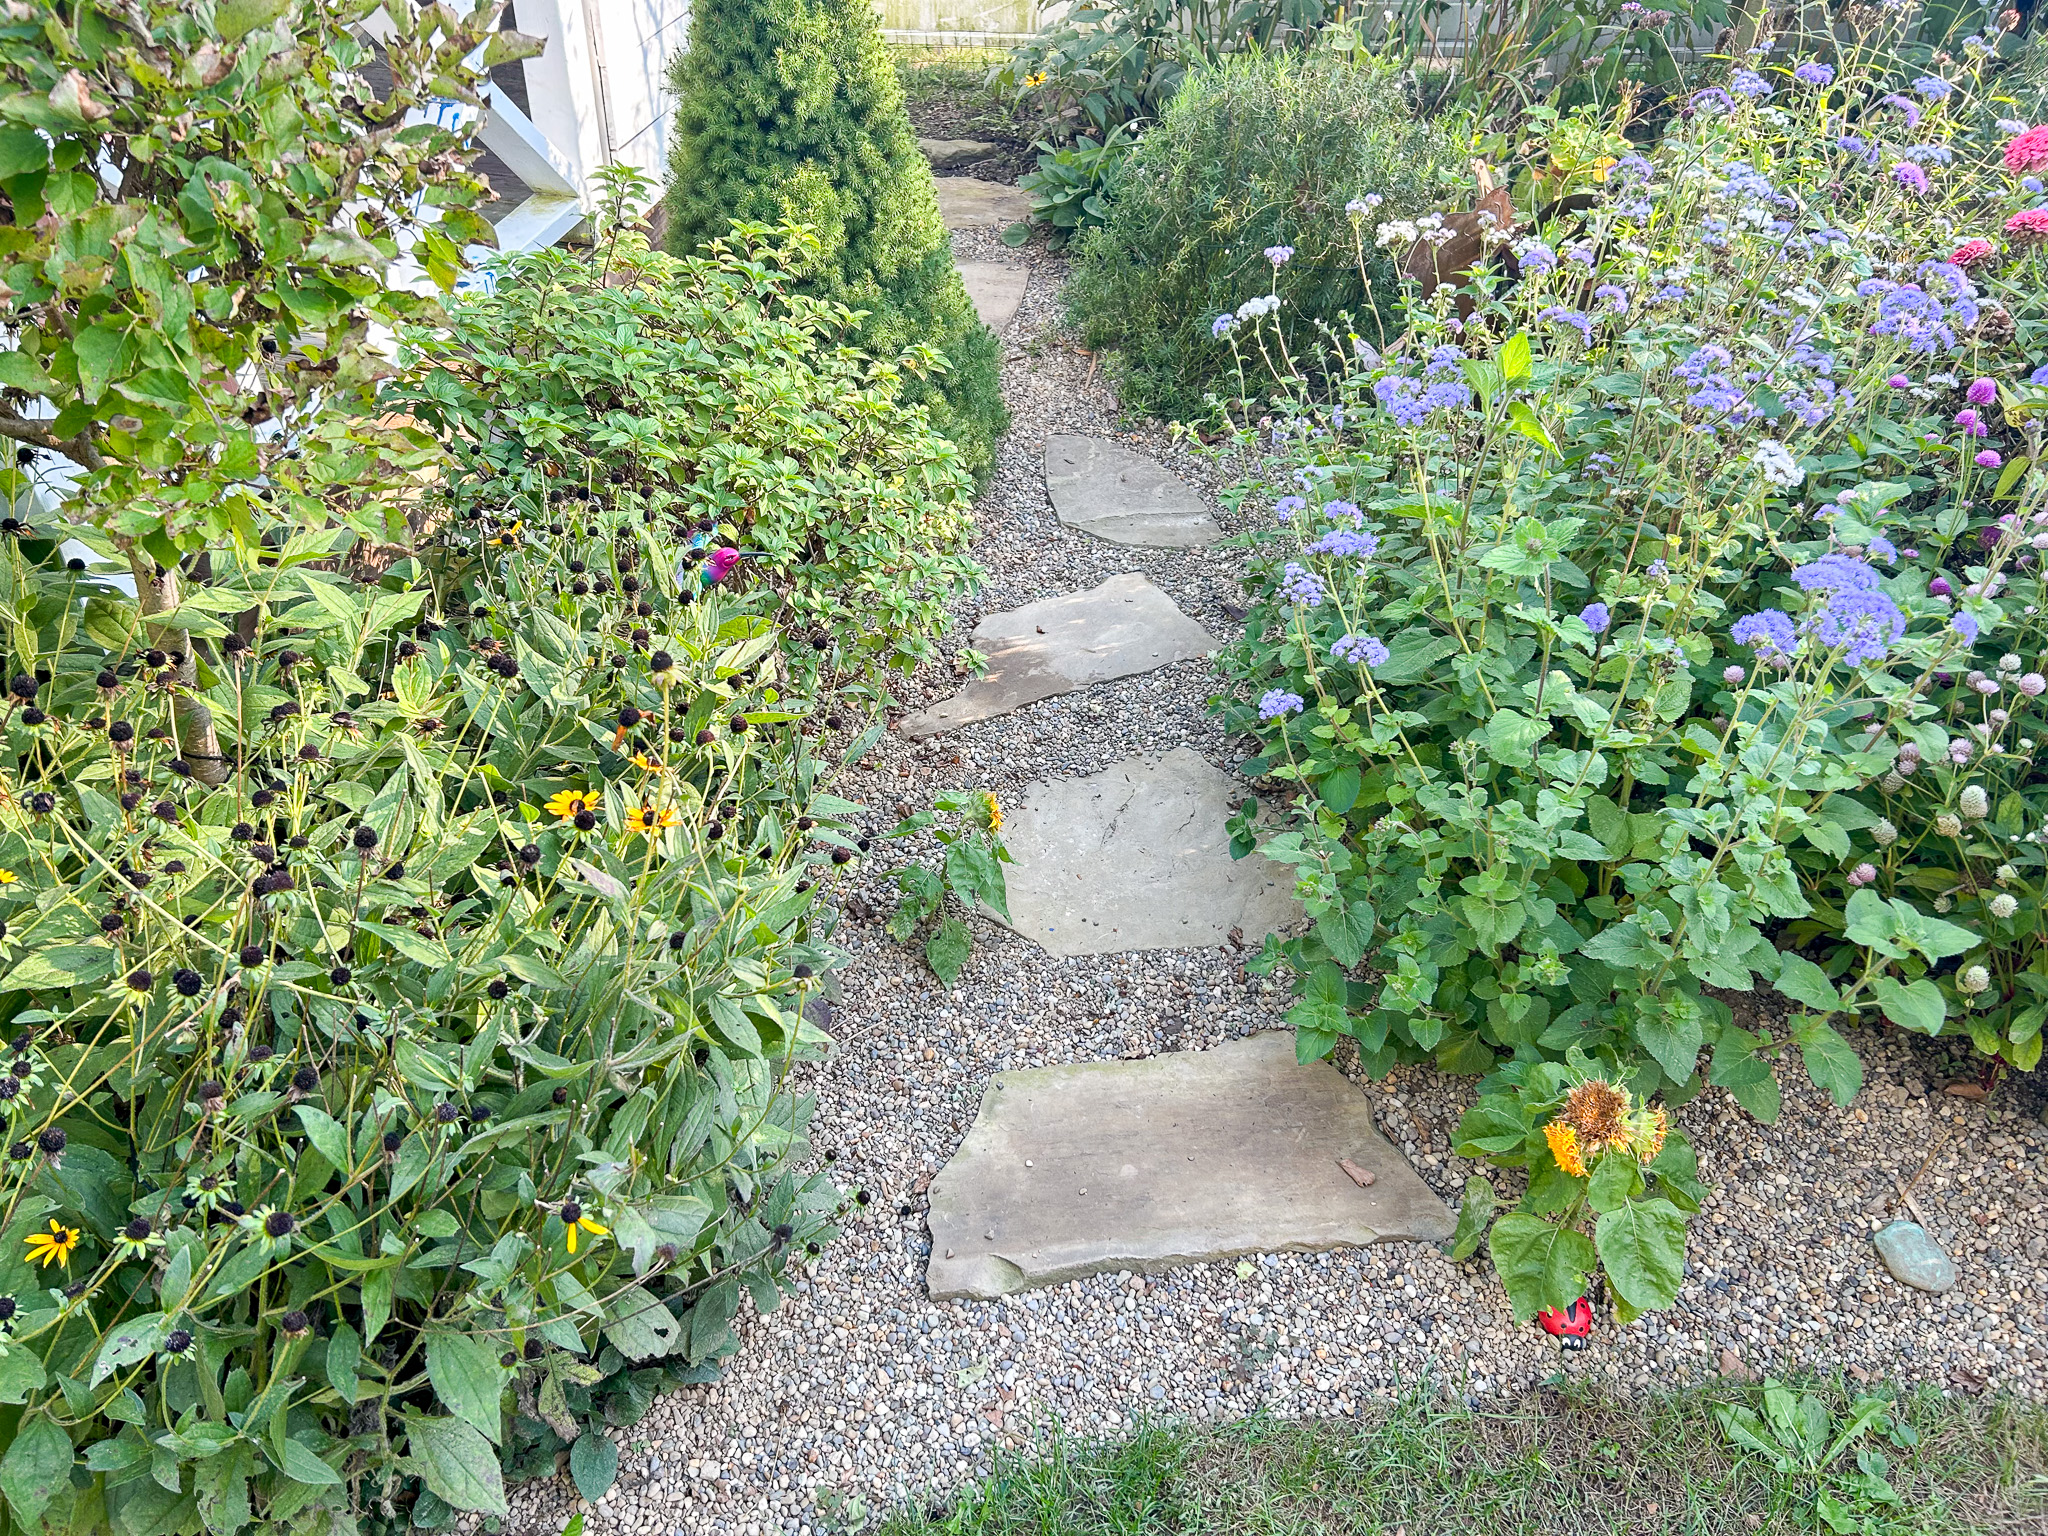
[502,231,2048,1536]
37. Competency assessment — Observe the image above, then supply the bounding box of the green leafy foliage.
[1063,48,1463,422]
[1008,126,1139,248]
[1215,53,2048,1319]
[882,790,1011,985]
[1715,1380,1919,1532]
[663,0,1008,483]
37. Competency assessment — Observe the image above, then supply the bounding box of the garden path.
[502,232,2048,1536]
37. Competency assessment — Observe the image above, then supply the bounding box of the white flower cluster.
[1374,211,1444,250]
[1752,439,1804,487]
[1235,294,1281,321]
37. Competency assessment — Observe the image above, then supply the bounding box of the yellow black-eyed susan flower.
[625,803,679,839]
[545,788,601,826]
[24,1218,79,1268]
[558,1199,608,1255]
[0,868,17,886]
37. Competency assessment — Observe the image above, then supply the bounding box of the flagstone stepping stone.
[934,177,1032,230]
[926,1032,1457,1300]
[1874,1220,1957,1293]
[957,259,1028,334]
[998,746,1301,956]
[898,575,1214,739]
[920,137,997,170]
[1043,434,1220,548]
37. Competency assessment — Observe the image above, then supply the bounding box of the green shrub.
[663,0,1009,484]
[1064,49,1463,423]
[1213,64,2047,1325]
[1012,126,1139,248]
[394,203,983,698]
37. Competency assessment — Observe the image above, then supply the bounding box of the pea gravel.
[497,230,2048,1536]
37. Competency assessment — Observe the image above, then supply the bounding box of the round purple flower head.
[1978,449,2003,469]
[1794,61,1836,86]
[1212,314,1237,340]
[1892,161,1930,195]
[1279,563,1326,607]
[1274,495,1305,524]
[1331,634,1390,668]
[1866,534,1897,562]
[1259,689,1305,720]
[1967,377,1997,405]
[1952,611,1980,642]
[1914,76,1954,100]
[1732,609,1799,659]
[1790,553,1877,593]
[1809,588,1905,665]
[1929,575,1953,597]
[1265,245,1295,267]
[1887,373,1911,389]
[1580,602,1611,634]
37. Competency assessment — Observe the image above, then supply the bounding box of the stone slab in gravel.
[927,1032,1456,1299]
[1044,433,1221,548]
[935,177,1032,230]
[957,259,1029,335]
[1001,746,1302,956]
[899,574,1215,739]
[921,137,997,170]
[1873,1220,1958,1292]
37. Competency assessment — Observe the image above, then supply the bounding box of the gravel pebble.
[496,228,2048,1536]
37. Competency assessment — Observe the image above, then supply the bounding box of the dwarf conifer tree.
[664,0,1007,482]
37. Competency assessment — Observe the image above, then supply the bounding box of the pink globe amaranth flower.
[1978,449,2004,468]
[2004,124,2048,173]
[1952,237,1996,267]
[1887,373,1912,388]
[1930,575,1954,596]
[2004,207,2048,246]
[706,546,741,583]
[1848,862,1878,886]
[2021,672,2047,695]
[1723,664,1746,684]
[1968,377,1998,405]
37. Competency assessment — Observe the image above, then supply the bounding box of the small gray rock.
[920,137,997,170]
[1874,1220,1958,1293]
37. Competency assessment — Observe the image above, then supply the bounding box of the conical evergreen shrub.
[664,0,1007,483]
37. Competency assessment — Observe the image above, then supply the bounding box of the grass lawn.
[875,1379,2047,1535]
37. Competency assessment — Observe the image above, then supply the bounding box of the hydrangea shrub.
[1215,52,2048,1323]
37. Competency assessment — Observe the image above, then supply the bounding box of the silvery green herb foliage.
[1213,59,2048,1324]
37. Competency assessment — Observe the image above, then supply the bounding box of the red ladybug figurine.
[1536,1296,1594,1349]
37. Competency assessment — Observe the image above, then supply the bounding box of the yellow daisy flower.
[25,1218,80,1268]
[559,1200,608,1254]
[629,752,665,773]
[1543,1120,1587,1178]
[545,788,601,824]
[982,791,1002,834]
[625,803,679,839]
[0,867,17,885]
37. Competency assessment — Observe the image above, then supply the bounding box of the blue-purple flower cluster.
[1279,562,1327,607]
[1783,553,1906,665]
[1371,345,1473,426]
[1859,262,1979,354]
[1732,609,1799,659]
[1308,528,1380,559]
[1259,689,1305,719]
[1331,634,1390,667]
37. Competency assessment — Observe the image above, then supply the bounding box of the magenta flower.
[1978,449,2003,468]
[1887,374,1912,389]
[1967,377,1997,405]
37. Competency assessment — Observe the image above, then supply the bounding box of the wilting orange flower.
[982,791,1003,833]
[1544,1120,1587,1178]
[1630,1104,1669,1162]
[1561,1078,1634,1157]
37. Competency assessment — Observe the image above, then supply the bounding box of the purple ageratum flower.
[1968,377,1998,405]
[1331,634,1390,668]
[1517,243,1559,275]
[1790,552,1878,592]
[1731,68,1772,98]
[2026,176,2047,194]
[1307,529,1380,559]
[1952,611,1980,642]
[1879,93,1922,128]
[1212,313,1238,339]
[1274,495,1305,523]
[1733,609,1800,659]
[1259,689,1305,720]
[1794,60,1836,86]
[1692,86,1736,114]
[2032,363,2048,385]
[1539,305,1592,341]
[1265,245,1295,267]
[1321,499,1363,527]
[1867,534,1898,562]
[1915,75,1954,100]
[1580,602,1611,634]
[1278,563,1326,607]
[1978,449,2004,468]
[1593,283,1630,313]
[1808,588,1906,665]
[1892,161,1930,195]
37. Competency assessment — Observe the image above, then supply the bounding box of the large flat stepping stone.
[926,1032,1457,1299]
[1000,746,1301,956]
[899,574,1214,739]
[1044,434,1220,548]
[957,259,1028,334]
[935,176,1031,230]
[921,137,997,170]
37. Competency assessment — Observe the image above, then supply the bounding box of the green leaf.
[569,1431,619,1503]
[1793,1016,1863,1106]
[1,1412,73,1534]
[1446,1176,1495,1262]
[602,1284,683,1362]
[1594,1197,1688,1312]
[402,1415,507,1517]
[325,1322,361,1405]
[1872,976,1945,1036]
[1498,330,1533,383]
[1843,889,1910,959]
[90,1312,166,1388]
[1709,1031,1781,1123]
[1772,953,1841,1012]
[277,1438,343,1487]
[1586,1151,1644,1213]
[425,1329,504,1445]
[1505,400,1559,454]
[1319,764,1361,814]
[1483,708,1550,767]
[1315,899,1374,968]
[293,1106,351,1173]
[1286,961,1348,1040]
[1634,1001,1703,1084]
[924,914,972,986]
[1487,1214,1596,1323]
[1454,1094,1530,1157]
[360,1267,392,1347]
[0,1346,45,1405]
